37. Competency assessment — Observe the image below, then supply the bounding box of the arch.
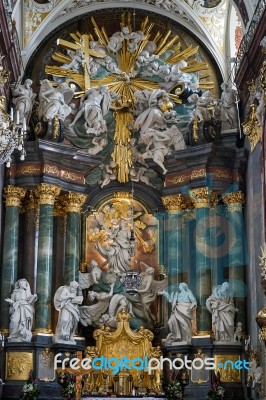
[22,0,227,80]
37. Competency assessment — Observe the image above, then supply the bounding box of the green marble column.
[209,204,225,286]
[62,192,86,284]
[190,188,212,334]
[35,183,60,333]
[0,186,26,333]
[223,191,246,329]
[23,191,39,294]
[162,195,187,292]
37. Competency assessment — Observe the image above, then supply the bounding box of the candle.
[10,107,13,121]
[23,118,26,131]
[16,110,20,124]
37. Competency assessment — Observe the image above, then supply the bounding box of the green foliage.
[19,371,40,400]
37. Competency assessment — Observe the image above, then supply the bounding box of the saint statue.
[53,281,83,344]
[206,282,238,342]
[5,279,37,342]
[163,282,197,343]
[12,79,36,125]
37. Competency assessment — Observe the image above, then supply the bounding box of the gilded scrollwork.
[242,103,262,152]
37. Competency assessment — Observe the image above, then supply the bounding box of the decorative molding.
[61,192,87,213]
[5,352,33,380]
[242,103,262,152]
[35,183,61,205]
[162,194,192,211]
[4,185,26,207]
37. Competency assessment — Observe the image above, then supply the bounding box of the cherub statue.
[5,279,37,342]
[234,321,243,342]
[99,161,117,187]
[138,261,168,323]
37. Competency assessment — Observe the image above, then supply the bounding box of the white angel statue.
[38,80,74,122]
[138,262,168,322]
[79,259,102,290]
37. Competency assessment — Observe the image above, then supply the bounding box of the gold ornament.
[4,185,26,207]
[60,192,87,213]
[242,103,262,152]
[189,187,212,208]
[35,183,61,205]
[162,194,192,211]
[6,352,33,380]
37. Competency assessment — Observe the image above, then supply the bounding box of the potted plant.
[207,372,225,400]
[19,370,40,400]
[165,372,184,400]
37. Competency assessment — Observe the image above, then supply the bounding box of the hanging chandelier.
[0,58,26,167]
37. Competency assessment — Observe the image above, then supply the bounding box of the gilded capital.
[162,194,191,211]
[61,192,87,213]
[24,190,39,210]
[35,183,61,205]
[53,197,66,217]
[189,188,212,208]
[223,192,245,212]
[4,186,26,207]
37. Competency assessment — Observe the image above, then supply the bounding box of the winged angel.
[38,79,74,122]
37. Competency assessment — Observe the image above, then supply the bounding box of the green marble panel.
[35,204,54,331]
[0,207,20,329]
[65,211,80,284]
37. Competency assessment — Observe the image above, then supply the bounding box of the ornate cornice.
[35,183,61,205]
[4,185,26,207]
[60,192,87,213]
[189,187,212,208]
[162,194,192,211]
[222,191,245,212]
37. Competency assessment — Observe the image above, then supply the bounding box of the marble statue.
[248,353,262,389]
[79,259,102,290]
[255,89,265,127]
[99,161,117,188]
[140,125,186,174]
[129,166,156,187]
[38,80,74,121]
[12,79,36,125]
[95,217,132,274]
[163,283,197,343]
[134,89,177,133]
[215,82,238,130]
[62,49,83,73]
[206,282,238,342]
[5,279,37,342]
[87,136,108,155]
[187,91,215,122]
[53,281,83,344]
[234,321,243,342]
[138,261,168,323]
[69,85,110,135]
[79,283,115,326]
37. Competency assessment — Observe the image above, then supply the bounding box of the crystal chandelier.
[0,58,26,167]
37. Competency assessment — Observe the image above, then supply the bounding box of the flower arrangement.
[19,370,40,400]
[58,373,75,400]
[164,372,184,400]
[207,372,225,400]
